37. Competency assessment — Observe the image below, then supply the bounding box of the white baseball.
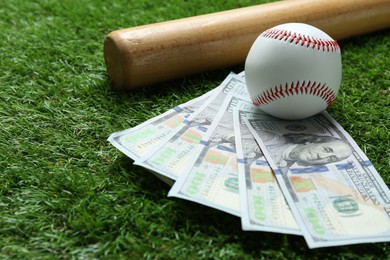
[245,23,342,120]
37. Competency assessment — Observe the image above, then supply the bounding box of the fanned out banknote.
[108,72,390,248]
[233,102,301,235]
[107,83,220,185]
[107,86,217,162]
[168,93,252,217]
[245,111,390,248]
[134,74,248,181]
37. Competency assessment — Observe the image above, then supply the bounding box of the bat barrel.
[104,0,390,89]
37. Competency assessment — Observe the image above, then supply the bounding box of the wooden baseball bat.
[104,0,390,89]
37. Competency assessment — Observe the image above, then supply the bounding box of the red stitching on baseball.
[261,29,340,52]
[252,81,336,108]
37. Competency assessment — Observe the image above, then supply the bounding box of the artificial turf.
[0,0,389,258]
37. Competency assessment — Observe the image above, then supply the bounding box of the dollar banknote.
[245,111,390,248]
[107,87,217,161]
[234,103,301,235]
[237,70,245,78]
[168,94,252,216]
[135,74,249,181]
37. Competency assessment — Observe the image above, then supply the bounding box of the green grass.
[0,0,389,258]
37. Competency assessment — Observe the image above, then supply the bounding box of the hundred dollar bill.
[245,111,390,248]
[107,88,217,161]
[234,104,301,235]
[135,74,249,181]
[168,94,252,216]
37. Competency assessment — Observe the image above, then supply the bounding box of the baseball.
[245,23,342,120]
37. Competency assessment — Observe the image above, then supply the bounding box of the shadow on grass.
[168,190,389,258]
[338,28,390,48]
[104,65,244,103]
[108,155,389,258]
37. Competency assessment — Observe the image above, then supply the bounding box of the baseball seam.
[261,29,340,52]
[252,81,336,108]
